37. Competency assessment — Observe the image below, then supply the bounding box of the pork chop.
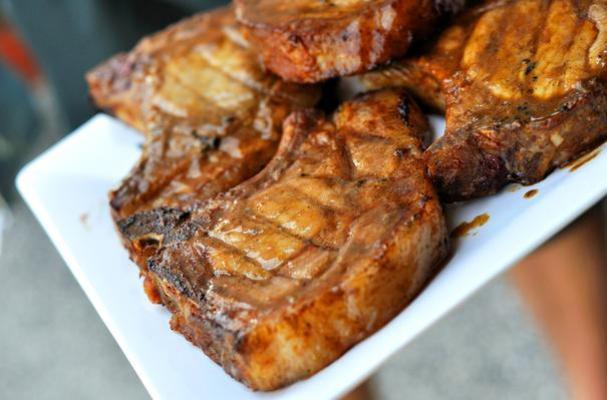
[233,0,465,83]
[86,8,320,221]
[358,0,607,200]
[118,89,449,390]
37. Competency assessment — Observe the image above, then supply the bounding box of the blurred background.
[0,1,572,399]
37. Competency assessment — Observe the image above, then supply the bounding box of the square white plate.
[17,114,607,400]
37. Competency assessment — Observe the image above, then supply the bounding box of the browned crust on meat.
[87,53,148,131]
[358,0,607,200]
[354,1,502,110]
[427,78,607,199]
[86,7,320,223]
[234,0,465,83]
[86,10,232,132]
[119,89,449,390]
[355,60,447,110]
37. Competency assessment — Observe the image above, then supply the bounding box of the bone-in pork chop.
[86,8,319,222]
[358,0,607,200]
[119,89,449,390]
[233,0,465,83]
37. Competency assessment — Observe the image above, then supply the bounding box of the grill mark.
[161,38,284,118]
[285,177,350,211]
[458,0,602,100]
[274,244,316,279]
[171,68,257,117]
[274,244,336,281]
[195,37,283,98]
[201,235,265,270]
[319,206,410,281]
[210,214,307,268]
[462,6,508,76]
[197,206,339,281]
[245,211,340,252]
[247,182,329,238]
[287,184,347,214]
[533,0,580,97]
[345,130,397,144]
[210,199,420,284]
[144,20,303,115]
[525,0,550,85]
[150,48,282,173]
[154,74,234,122]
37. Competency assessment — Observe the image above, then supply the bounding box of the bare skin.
[342,382,376,400]
[510,205,607,400]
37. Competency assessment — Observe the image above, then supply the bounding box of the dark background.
[3,0,226,128]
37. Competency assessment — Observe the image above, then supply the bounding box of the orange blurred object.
[0,22,40,83]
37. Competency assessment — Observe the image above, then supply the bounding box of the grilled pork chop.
[359,0,607,200]
[119,89,449,390]
[86,8,319,222]
[233,0,465,83]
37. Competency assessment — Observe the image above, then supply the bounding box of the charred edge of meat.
[118,208,194,253]
[427,79,607,200]
[86,52,146,101]
[147,258,197,300]
[424,127,508,201]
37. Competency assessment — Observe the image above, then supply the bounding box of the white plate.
[17,114,607,400]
